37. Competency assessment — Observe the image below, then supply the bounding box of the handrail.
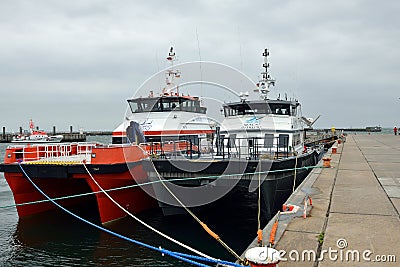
[144,136,298,160]
[16,142,100,162]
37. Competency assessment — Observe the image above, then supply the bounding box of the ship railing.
[18,142,101,162]
[77,142,100,157]
[304,131,335,144]
[213,136,292,160]
[144,140,201,159]
[22,144,72,162]
[142,135,294,161]
[106,143,133,148]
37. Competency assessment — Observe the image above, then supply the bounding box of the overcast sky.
[1,0,399,132]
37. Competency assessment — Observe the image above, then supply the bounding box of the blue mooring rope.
[17,162,243,267]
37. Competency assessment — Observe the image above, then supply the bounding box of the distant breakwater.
[0,126,113,143]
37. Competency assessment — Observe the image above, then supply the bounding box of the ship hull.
[144,150,319,223]
[2,162,157,224]
[4,172,94,217]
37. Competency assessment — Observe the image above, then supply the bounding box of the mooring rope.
[17,162,243,267]
[81,162,216,261]
[156,171,244,263]
[257,159,263,246]
[141,150,245,264]
[292,155,299,193]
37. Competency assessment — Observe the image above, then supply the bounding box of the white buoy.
[245,247,281,267]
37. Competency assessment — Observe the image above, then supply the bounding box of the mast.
[256,48,276,100]
[29,119,34,134]
[164,46,181,95]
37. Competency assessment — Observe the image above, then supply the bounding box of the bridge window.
[128,97,206,114]
[223,103,271,117]
[269,104,291,115]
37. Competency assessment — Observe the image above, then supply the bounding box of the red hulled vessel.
[0,143,157,224]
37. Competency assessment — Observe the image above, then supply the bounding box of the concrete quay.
[244,134,400,266]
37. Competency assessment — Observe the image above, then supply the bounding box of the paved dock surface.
[260,134,400,266]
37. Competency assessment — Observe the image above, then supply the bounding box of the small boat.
[12,120,63,143]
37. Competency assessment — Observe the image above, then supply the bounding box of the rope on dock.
[269,211,280,247]
[0,165,326,210]
[17,162,243,267]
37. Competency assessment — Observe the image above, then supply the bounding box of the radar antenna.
[256,48,276,100]
[164,46,181,95]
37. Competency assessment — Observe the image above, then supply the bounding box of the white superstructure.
[112,47,213,145]
[218,49,306,157]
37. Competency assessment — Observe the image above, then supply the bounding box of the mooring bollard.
[323,157,331,168]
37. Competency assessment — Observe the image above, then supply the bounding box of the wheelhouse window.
[223,102,296,117]
[128,98,159,112]
[269,103,291,115]
[223,103,271,117]
[128,97,206,114]
[291,106,297,116]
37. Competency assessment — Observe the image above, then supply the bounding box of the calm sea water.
[0,136,258,267]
